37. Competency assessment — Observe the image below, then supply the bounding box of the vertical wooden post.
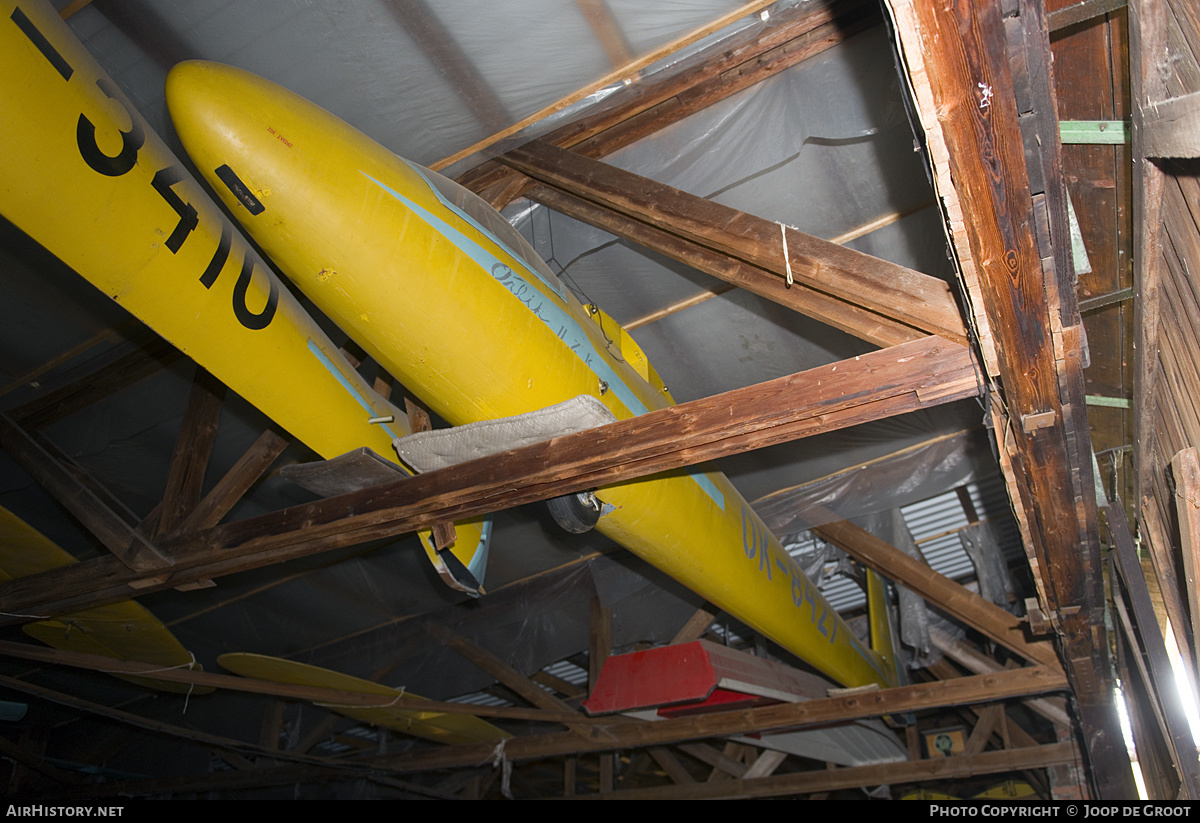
[589,595,612,694]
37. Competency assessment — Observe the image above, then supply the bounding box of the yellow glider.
[0,0,490,592]
[167,62,900,690]
[0,507,210,694]
[218,652,510,745]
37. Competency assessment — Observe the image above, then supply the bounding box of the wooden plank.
[531,670,586,700]
[153,367,225,539]
[0,639,584,726]
[432,0,780,171]
[929,626,1071,727]
[563,756,577,796]
[403,397,456,551]
[1171,447,1200,670]
[678,742,747,778]
[0,414,170,572]
[589,595,612,694]
[743,748,788,779]
[43,667,1069,799]
[501,140,968,344]
[1131,0,1170,521]
[887,0,1128,797]
[599,741,1077,800]
[0,336,981,618]
[963,703,1006,755]
[1047,0,1128,33]
[1143,89,1200,157]
[361,665,1069,774]
[671,607,717,645]
[1109,500,1200,797]
[423,622,601,739]
[812,519,1061,669]
[526,184,927,347]
[0,673,334,768]
[550,3,880,168]
[0,323,127,400]
[648,747,695,785]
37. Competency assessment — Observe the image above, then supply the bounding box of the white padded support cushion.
[393,394,617,473]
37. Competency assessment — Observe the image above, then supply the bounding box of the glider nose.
[165,59,230,147]
[166,60,276,218]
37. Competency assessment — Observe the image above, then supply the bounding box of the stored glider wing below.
[218,652,511,745]
[0,507,210,694]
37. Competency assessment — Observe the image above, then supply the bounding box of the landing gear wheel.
[547,491,603,533]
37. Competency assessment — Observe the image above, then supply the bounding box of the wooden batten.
[885,0,1133,798]
[0,336,980,620]
[501,140,967,344]
[1131,0,1200,714]
[456,0,877,200]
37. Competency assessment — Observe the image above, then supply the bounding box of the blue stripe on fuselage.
[306,337,493,577]
[306,338,399,441]
[362,168,724,511]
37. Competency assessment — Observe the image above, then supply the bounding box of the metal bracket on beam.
[1022,410,1057,432]
[1024,597,1052,636]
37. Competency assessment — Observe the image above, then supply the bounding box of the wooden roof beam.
[527,183,925,347]
[0,335,979,619]
[39,665,1068,799]
[885,0,1132,797]
[596,741,1078,800]
[501,140,967,344]
[812,518,1060,669]
[368,665,1068,774]
[386,0,510,133]
[458,0,879,202]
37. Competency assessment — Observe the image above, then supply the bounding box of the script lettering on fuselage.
[741,506,837,644]
[11,5,278,331]
[489,262,594,367]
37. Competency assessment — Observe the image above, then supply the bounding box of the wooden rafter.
[500,140,968,344]
[811,519,1060,668]
[361,665,1068,773]
[0,0,1144,799]
[886,0,1131,796]
[424,621,600,738]
[0,640,588,726]
[0,335,979,620]
[1107,502,1200,796]
[432,0,780,171]
[31,664,1068,799]
[525,183,926,347]
[457,0,881,202]
[386,0,510,133]
[151,366,225,540]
